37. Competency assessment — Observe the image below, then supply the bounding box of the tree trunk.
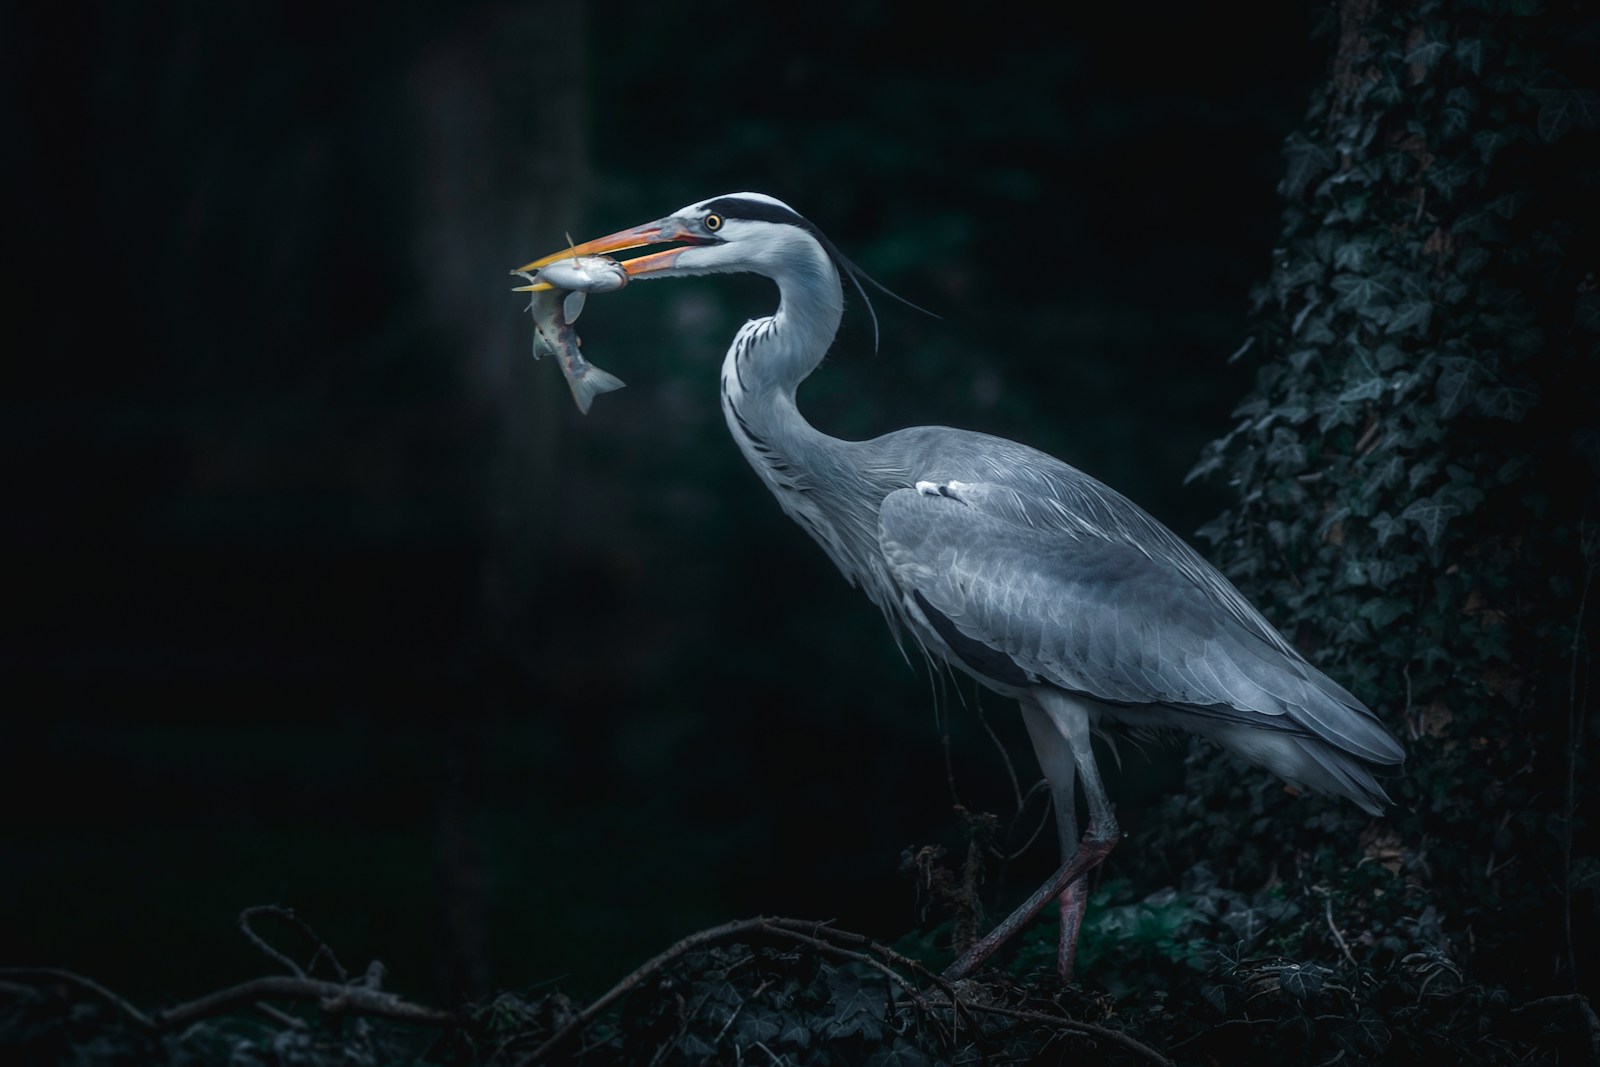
[1184,0,1599,996]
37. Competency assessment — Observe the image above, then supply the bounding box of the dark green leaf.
[1266,427,1307,470]
[1281,133,1336,200]
[1455,246,1492,274]
[1371,511,1406,545]
[1534,88,1600,142]
[1404,39,1448,73]
[1401,496,1461,546]
[1335,1008,1392,1057]
[1471,127,1511,165]
[1474,384,1538,421]
[1436,365,1475,419]
[864,1045,933,1067]
[1333,240,1374,272]
[1387,301,1433,335]
[824,968,884,1041]
[1332,273,1397,311]
[1338,377,1385,403]
[1359,596,1409,625]
[1362,455,1405,498]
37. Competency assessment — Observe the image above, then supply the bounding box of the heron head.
[513,192,826,280]
[513,193,929,346]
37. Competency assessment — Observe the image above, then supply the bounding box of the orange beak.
[510,217,703,291]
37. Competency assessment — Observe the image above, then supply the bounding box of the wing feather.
[878,482,1404,768]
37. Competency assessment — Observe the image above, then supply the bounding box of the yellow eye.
[704,213,724,232]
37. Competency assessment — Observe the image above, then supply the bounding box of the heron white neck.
[717,232,844,468]
[718,239,886,589]
[723,238,845,398]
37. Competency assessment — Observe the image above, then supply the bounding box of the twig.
[974,694,1024,813]
[521,917,777,1063]
[758,926,921,1000]
[0,967,156,1031]
[238,905,350,982]
[251,1001,309,1030]
[522,916,1010,1064]
[997,779,1053,863]
[156,975,463,1030]
[959,1002,1175,1067]
[1324,895,1357,968]
[1354,417,1383,458]
[1512,993,1600,1062]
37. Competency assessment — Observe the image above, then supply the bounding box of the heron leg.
[944,691,1118,981]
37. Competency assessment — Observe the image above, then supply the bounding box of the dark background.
[2,1,1317,1004]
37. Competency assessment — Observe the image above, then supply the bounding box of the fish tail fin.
[569,366,626,414]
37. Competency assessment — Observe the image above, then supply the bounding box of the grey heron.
[514,192,1405,980]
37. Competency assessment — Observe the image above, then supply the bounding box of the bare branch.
[960,1002,1176,1067]
[238,906,350,983]
[0,967,155,1031]
[520,916,779,1063]
[156,976,463,1031]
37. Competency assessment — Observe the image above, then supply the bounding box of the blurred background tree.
[9,0,1587,1020]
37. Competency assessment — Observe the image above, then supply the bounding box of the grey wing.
[878,482,1404,768]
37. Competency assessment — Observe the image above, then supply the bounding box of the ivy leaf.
[734,1009,783,1046]
[1359,596,1410,624]
[1303,317,1338,344]
[1195,513,1234,546]
[1338,376,1385,403]
[1281,133,1336,200]
[1436,362,1476,418]
[1287,349,1319,372]
[1371,511,1406,545]
[1455,38,1485,76]
[1332,272,1398,311]
[1333,239,1375,272]
[1335,1008,1393,1057]
[1488,190,1530,219]
[1474,384,1538,421]
[824,968,884,1041]
[1471,127,1511,165]
[1455,246,1492,275]
[1534,88,1600,142]
[1387,300,1433,335]
[1374,343,1407,370]
[777,1015,814,1048]
[864,1045,933,1067]
[1277,963,1325,1001]
[1362,455,1405,499]
[1404,39,1448,74]
[1402,495,1461,546]
[1265,427,1308,471]
[1185,450,1224,485]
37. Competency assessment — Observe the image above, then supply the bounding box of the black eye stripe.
[700,196,812,232]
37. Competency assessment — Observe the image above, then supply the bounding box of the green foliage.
[1178,0,1600,997]
[9,931,1596,1066]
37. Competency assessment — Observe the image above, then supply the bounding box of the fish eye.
[704,213,724,232]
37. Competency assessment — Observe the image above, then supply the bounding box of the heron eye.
[704,213,724,232]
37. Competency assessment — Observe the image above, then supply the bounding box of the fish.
[512,255,631,414]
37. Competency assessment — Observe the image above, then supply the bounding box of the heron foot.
[942,832,1117,982]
